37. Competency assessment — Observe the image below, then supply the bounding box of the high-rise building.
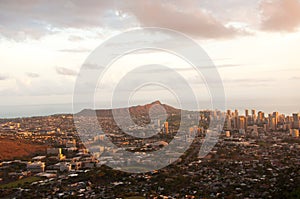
[252,109,257,123]
[273,112,279,129]
[245,109,249,117]
[235,109,239,117]
[270,117,276,130]
[238,116,246,130]
[252,125,259,136]
[164,121,169,134]
[293,113,300,129]
[293,113,299,121]
[225,115,232,130]
[234,110,239,130]
[227,110,232,117]
[292,129,299,138]
[257,111,264,124]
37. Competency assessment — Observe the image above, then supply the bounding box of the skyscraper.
[293,113,300,129]
[245,109,249,117]
[238,116,246,130]
[273,112,279,129]
[227,110,232,117]
[252,109,257,123]
[257,111,264,125]
[164,121,169,134]
[270,117,276,130]
[234,110,239,129]
[235,109,239,117]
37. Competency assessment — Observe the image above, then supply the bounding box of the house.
[27,161,45,173]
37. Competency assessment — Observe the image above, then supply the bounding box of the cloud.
[0,0,115,40]
[223,78,274,84]
[0,77,75,97]
[0,0,249,41]
[56,67,77,76]
[82,63,105,70]
[120,0,246,39]
[68,35,85,42]
[0,74,9,80]
[59,48,91,53]
[260,0,300,32]
[26,72,40,78]
[6,0,300,41]
[290,76,300,80]
[199,0,260,26]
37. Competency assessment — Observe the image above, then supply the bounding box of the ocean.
[0,104,74,118]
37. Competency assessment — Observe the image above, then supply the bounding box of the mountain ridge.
[77,101,180,118]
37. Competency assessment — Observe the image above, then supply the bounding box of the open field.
[0,139,47,161]
[0,176,42,189]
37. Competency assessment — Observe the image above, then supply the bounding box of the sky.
[0,0,300,117]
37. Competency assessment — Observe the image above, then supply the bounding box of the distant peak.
[151,100,162,105]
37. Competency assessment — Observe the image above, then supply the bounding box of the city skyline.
[0,100,300,119]
[1,98,300,197]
